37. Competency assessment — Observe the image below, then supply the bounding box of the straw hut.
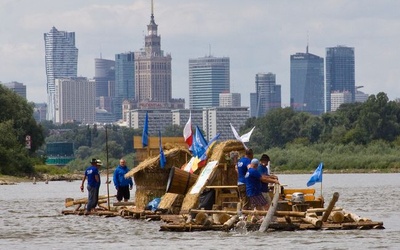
[179,140,246,213]
[125,147,191,210]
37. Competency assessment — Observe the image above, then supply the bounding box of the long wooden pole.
[259,183,281,232]
[105,125,110,210]
[322,192,339,222]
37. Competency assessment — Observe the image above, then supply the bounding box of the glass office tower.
[326,46,355,112]
[44,27,78,121]
[290,48,324,115]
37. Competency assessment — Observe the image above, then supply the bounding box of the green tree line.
[0,85,44,175]
[241,92,400,171]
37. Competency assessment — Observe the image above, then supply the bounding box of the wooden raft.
[159,192,384,232]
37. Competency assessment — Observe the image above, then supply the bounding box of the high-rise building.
[44,27,78,121]
[94,58,115,98]
[249,92,258,117]
[219,93,241,107]
[255,72,281,117]
[54,77,96,124]
[189,56,230,109]
[290,48,324,115]
[134,3,172,107]
[114,52,135,120]
[326,46,355,112]
[3,81,26,99]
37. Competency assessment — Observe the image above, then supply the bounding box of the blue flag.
[200,133,220,161]
[142,112,149,147]
[159,130,166,168]
[307,162,323,187]
[192,126,207,158]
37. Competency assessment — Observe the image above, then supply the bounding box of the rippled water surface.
[0,173,399,250]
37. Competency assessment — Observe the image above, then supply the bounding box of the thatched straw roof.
[125,147,191,178]
[179,140,246,213]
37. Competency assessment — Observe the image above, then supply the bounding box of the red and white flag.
[183,112,193,147]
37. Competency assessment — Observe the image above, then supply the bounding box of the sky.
[1,0,400,107]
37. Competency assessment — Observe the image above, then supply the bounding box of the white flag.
[230,123,255,143]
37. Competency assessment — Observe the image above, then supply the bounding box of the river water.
[0,173,399,250]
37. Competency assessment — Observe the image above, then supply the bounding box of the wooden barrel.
[166,167,198,195]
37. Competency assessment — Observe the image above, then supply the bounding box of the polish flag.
[183,112,193,147]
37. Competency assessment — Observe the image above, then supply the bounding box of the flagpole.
[105,124,110,211]
[320,181,323,198]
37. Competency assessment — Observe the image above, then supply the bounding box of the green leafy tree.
[0,85,44,175]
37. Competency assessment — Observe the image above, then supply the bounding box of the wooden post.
[302,215,322,228]
[322,192,339,222]
[259,183,281,232]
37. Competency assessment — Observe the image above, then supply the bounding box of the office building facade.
[114,52,135,120]
[326,46,355,111]
[202,107,249,141]
[290,49,324,115]
[94,58,115,98]
[219,93,241,107]
[189,56,230,109]
[44,27,78,121]
[330,91,352,112]
[255,73,281,117]
[54,77,96,124]
[2,81,26,99]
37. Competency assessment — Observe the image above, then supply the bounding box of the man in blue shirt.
[246,158,279,211]
[113,158,133,202]
[235,148,253,209]
[80,158,101,214]
[257,154,279,207]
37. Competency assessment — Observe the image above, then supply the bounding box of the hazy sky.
[1,0,400,107]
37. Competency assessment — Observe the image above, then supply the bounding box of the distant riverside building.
[114,52,135,120]
[326,46,355,112]
[290,47,324,115]
[330,91,352,112]
[134,5,172,108]
[54,77,96,124]
[202,107,249,141]
[2,81,26,99]
[44,27,78,121]
[126,109,172,135]
[189,56,230,109]
[355,89,369,103]
[33,103,47,122]
[250,92,258,117]
[255,72,281,117]
[94,58,115,98]
[95,108,116,124]
[219,93,241,107]
[171,109,203,128]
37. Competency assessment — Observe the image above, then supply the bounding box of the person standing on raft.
[113,158,133,202]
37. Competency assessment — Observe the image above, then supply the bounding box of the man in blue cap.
[80,158,102,214]
[245,158,279,211]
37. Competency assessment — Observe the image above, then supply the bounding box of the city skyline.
[1,0,400,107]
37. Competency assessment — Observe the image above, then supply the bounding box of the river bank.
[1,167,398,184]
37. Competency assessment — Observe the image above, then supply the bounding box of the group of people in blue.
[80,158,133,214]
[236,148,279,211]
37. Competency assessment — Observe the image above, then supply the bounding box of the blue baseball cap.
[251,158,259,165]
